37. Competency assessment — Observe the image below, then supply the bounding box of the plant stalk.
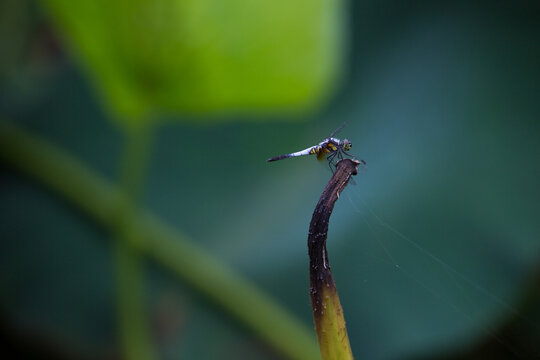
[308,159,360,360]
[114,124,156,360]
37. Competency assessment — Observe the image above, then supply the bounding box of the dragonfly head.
[342,139,352,151]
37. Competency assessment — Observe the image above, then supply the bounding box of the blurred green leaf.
[41,0,344,126]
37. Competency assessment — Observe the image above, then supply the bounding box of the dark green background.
[1,0,539,359]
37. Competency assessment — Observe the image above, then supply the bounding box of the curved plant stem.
[115,125,156,360]
[308,159,360,360]
[0,120,319,360]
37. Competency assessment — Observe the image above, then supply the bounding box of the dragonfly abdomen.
[267,146,317,162]
[267,154,292,162]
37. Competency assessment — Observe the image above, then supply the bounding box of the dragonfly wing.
[328,120,349,138]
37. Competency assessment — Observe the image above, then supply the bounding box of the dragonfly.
[267,122,366,171]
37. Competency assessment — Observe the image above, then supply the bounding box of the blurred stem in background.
[114,124,156,360]
[0,120,320,360]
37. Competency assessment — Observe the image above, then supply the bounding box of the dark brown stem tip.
[336,158,362,176]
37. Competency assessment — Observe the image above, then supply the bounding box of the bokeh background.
[1,0,539,359]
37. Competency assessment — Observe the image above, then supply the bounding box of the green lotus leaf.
[42,0,344,126]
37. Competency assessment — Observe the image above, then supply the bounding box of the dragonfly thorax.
[325,137,352,151]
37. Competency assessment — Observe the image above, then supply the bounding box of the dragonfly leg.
[327,152,338,173]
[328,151,338,164]
[341,150,355,159]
